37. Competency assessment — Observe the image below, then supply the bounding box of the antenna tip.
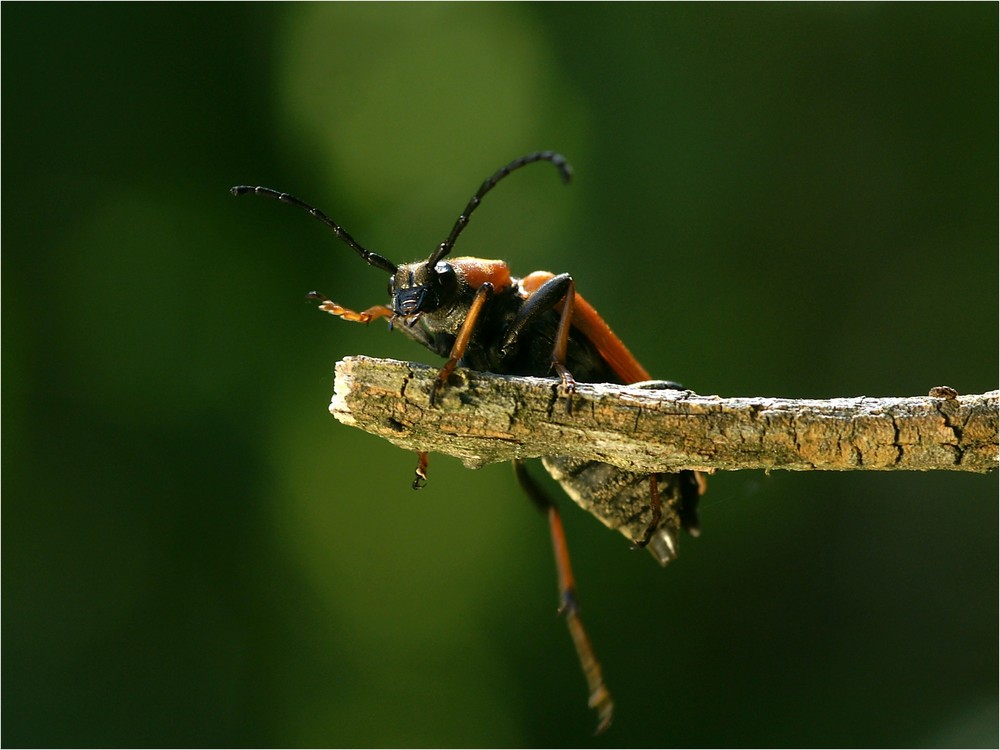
[544,152,573,184]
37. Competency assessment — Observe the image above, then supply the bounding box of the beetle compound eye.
[435,262,457,290]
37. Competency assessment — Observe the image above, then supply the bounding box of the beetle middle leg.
[632,475,662,549]
[501,272,578,411]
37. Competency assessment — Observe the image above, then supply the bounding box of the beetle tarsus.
[307,291,392,325]
[428,374,448,407]
[565,606,615,735]
[553,362,577,414]
[412,451,429,489]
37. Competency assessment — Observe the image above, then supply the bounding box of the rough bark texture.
[330,356,998,475]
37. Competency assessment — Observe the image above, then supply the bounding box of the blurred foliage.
[2,4,996,747]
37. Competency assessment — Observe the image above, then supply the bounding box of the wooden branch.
[330,356,999,475]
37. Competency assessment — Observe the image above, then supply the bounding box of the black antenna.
[230,185,398,275]
[427,151,573,268]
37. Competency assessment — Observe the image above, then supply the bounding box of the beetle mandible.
[231,152,705,733]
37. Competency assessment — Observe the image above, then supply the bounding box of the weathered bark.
[329,356,998,475]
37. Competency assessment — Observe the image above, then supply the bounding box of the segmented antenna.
[427,151,573,268]
[230,185,398,275]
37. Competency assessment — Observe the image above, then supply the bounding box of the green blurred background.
[3,4,997,747]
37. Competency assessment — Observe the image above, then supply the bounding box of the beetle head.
[389,260,459,320]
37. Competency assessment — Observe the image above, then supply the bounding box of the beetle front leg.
[430,282,494,407]
[306,291,393,324]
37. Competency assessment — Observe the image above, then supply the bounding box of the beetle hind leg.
[512,459,614,734]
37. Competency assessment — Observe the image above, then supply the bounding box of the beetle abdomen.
[541,456,697,566]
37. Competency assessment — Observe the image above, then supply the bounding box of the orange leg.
[307,291,392,324]
[548,504,614,734]
[550,280,578,407]
[309,290,423,487]
[429,282,494,406]
[520,271,651,385]
[513,460,613,734]
[506,272,578,411]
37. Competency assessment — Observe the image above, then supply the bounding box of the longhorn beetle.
[232,152,704,733]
